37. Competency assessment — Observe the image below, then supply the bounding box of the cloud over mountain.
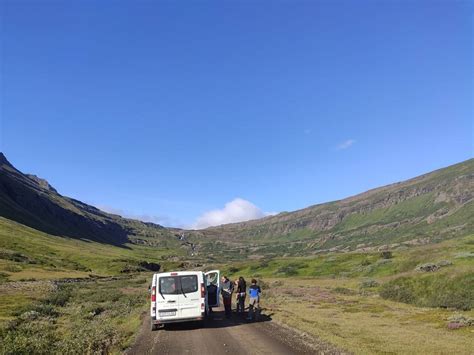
[192,198,274,229]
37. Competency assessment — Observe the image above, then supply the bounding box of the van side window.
[207,272,218,286]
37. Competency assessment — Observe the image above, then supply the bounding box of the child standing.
[246,278,261,321]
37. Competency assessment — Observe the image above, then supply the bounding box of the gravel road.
[126,307,345,355]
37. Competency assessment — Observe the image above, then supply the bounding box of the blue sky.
[1,0,472,228]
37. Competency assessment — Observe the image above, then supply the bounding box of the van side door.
[204,270,220,307]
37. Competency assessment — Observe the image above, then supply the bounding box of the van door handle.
[167,300,176,303]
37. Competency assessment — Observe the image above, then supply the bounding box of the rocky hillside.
[1,152,472,257]
[191,159,474,257]
[0,153,177,247]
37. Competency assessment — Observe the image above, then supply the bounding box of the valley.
[0,153,473,354]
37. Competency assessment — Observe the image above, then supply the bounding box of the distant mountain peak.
[0,153,59,193]
[26,174,58,193]
[0,152,13,168]
[0,153,172,246]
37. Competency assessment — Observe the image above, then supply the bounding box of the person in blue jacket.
[246,278,261,321]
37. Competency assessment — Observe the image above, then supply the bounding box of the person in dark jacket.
[247,278,261,321]
[235,276,246,314]
[221,276,234,318]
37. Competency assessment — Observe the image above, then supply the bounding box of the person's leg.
[247,298,255,320]
[224,297,231,317]
[239,295,245,314]
[255,299,260,321]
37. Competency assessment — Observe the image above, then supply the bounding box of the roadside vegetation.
[0,217,179,354]
[0,277,149,354]
[1,214,473,354]
[223,235,474,354]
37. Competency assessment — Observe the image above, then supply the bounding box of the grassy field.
[0,276,150,354]
[0,217,184,280]
[1,214,473,354]
[262,278,473,354]
[0,217,180,354]
[223,236,474,354]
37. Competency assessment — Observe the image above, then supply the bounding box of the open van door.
[205,270,220,307]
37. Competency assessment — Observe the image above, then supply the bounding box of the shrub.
[333,287,356,295]
[361,259,372,266]
[277,265,298,276]
[32,303,59,318]
[56,321,119,354]
[359,279,379,288]
[380,251,393,259]
[0,320,58,355]
[276,262,307,276]
[0,271,8,283]
[259,280,269,290]
[380,273,474,310]
[228,266,239,274]
[4,264,22,272]
[46,286,72,307]
[379,278,416,304]
[437,260,453,267]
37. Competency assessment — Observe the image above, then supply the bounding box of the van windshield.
[159,275,198,295]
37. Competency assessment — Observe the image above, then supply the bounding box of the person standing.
[247,279,261,321]
[236,276,247,314]
[221,276,234,318]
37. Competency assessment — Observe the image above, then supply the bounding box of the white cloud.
[336,139,356,150]
[191,198,275,229]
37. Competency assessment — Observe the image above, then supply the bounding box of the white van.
[150,270,220,330]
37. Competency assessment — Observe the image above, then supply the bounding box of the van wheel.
[151,321,158,331]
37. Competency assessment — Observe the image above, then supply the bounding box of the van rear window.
[159,275,198,295]
[159,277,177,294]
[180,275,198,293]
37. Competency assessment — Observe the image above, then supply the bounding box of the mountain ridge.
[191,158,473,257]
[0,152,177,247]
[0,152,472,257]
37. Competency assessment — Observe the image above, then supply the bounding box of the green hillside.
[0,155,473,354]
[0,217,184,282]
[0,153,181,249]
[191,159,474,258]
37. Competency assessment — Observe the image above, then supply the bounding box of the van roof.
[154,271,204,277]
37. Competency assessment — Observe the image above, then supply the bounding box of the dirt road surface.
[126,307,344,355]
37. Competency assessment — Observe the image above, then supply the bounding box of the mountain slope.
[191,159,474,257]
[1,152,472,257]
[0,153,176,246]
